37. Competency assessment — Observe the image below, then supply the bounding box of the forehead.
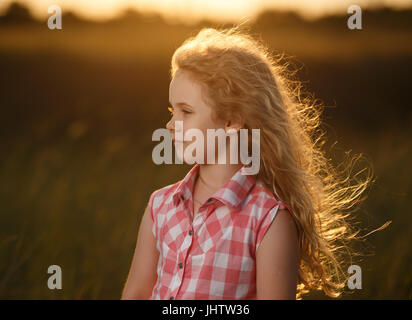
[169,70,207,107]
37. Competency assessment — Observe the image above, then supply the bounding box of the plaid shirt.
[148,164,290,300]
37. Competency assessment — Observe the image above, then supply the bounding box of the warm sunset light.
[0,0,410,303]
[0,0,411,23]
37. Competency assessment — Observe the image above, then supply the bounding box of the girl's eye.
[168,106,191,115]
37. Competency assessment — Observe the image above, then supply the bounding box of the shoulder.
[256,206,300,261]
[268,207,298,239]
[149,181,179,212]
[254,184,298,253]
[243,180,288,216]
[255,206,299,299]
[247,180,299,243]
[253,183,299,251]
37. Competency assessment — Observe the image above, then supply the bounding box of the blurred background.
[0,0,411,299]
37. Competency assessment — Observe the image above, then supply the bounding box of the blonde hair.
[170,25,381,299]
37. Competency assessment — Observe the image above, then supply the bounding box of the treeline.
[1,1,412,31]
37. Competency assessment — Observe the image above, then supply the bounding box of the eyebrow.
[169,101,193,108]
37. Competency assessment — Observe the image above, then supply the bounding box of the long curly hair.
[170,24,385,299]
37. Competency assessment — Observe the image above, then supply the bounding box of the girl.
[122,26,374,300]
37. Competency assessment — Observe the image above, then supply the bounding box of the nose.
[166,116,174,132]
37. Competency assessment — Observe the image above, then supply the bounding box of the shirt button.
[188,229,193,236]
[170,296,174,300]
[178,262,183,269]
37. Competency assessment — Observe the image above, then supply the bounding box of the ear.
[225,119,243,134]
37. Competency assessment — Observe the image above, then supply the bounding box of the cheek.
[179,113,225,157]
[181,115,218,138]
[199,118,224,135]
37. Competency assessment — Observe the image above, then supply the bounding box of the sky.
[0,0,411,24]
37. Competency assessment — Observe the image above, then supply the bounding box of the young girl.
[121,26,374,300]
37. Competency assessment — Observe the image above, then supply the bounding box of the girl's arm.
[121,203,159,299]
[256,209,300,300]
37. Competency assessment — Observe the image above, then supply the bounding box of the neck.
[198,163,243,191]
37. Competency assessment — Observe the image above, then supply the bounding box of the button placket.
[169,191,206,299]
[171,252,188,299]
[169,203,191,300]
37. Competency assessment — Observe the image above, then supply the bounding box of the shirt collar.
[172,164,256,209]
[172,165,199,206]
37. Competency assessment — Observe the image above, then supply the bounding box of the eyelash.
[168,107,191,115]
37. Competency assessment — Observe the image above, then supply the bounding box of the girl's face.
[167,69,226,163]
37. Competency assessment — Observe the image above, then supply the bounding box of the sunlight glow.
[0,0,411,23]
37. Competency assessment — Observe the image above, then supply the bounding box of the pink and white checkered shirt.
[148,164,290,300]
